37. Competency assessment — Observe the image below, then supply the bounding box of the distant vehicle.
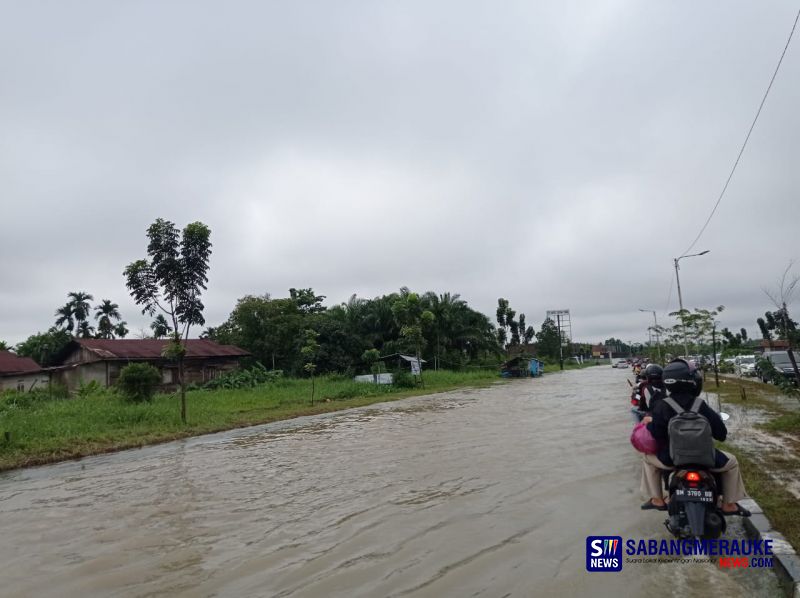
[734,355,756,377]
[614,358,629,369]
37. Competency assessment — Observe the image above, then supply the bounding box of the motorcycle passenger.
[639,359,751,516]
[638,364,665,412]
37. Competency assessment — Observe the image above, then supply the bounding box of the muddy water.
[0,368,782,597]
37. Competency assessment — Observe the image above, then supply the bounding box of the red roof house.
[53,338,250,389]
[0,350,49,392]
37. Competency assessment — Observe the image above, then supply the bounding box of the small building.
[759,339,791,352]
[378,353,427,374]
[0,350,48,392]
[501,355,544,378]
[51,339,250,390]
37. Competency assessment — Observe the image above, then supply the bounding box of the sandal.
[641,500,668,511]
[722,504,752,517]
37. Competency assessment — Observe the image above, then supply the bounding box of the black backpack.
[662,397,716,467]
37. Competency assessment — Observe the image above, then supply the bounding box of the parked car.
[759,351,799,385]
[734,355,757,377]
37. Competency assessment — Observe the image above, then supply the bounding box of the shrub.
[117,363,161,402]
[392,369,416,388]
[76,379,105,398]
[203,364,283,390]
[0,384,70,412]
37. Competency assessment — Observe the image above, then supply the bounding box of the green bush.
[203,364,283,390]
[0,385,69,413]
[392,369,416,388]
[76,379,105,398]
[117,363,161,402]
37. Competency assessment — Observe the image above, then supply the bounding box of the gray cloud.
[2,1,799,347]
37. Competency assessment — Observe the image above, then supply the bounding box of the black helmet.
[662,358,703,397]
[644,363,663,382]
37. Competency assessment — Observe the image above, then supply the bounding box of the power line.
[682,5,800,256]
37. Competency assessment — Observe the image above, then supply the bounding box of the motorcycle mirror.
[720,412,730,421]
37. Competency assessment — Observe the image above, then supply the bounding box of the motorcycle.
[662,412,731,540]
[664,469,726,539]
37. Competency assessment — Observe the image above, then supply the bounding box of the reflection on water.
[0,369,782,597]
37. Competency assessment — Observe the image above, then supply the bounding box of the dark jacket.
[646,391,728,468]
[639,383,665,412]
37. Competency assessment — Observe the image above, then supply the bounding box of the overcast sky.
[2,1,799,347]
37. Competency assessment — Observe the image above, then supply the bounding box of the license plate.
[674,488,714,503]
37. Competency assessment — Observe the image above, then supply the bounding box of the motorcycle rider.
[632,363,665,413]
[639,358,751,515]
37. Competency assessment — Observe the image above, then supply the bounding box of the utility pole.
[557,313,564,370]
[673,251,710,359]
[712,323,719,388]
[639,308,661,362]
[674,258,688,358]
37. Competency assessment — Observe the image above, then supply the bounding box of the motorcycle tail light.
[685,471,701,482]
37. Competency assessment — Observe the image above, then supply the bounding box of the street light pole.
[673,250,710,358]
[639,308,661,362]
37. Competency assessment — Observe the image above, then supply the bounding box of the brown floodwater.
[0,368,782,597]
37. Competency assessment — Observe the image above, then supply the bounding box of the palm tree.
[77,320,95,338]
[67,291,94,332]
[151,314,173,339]
[55,303,75,333]
[95,299,122,339]
[114,322,129,338]
[424,292,466,369]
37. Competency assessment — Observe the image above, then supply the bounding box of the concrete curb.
[739,498,800,597]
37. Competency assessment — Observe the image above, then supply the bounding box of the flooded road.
[0,368,782,597]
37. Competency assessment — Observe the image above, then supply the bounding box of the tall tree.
[301,329,320,404]
[67,291,94,332]
[764,262,800,384]
[424,291,466,370]
[77,320,95,338]
[537,318,561,360]
[392,288,434,384]
[16,328,72,366]
[95,299,123,339]
[54,303,75,333]
[124,218,212,423]
[150,314,173,339]
[757,316,773,349]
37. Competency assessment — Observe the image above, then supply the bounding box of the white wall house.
[0,350,47,392]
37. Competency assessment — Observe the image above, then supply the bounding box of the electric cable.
[682,5,800,256]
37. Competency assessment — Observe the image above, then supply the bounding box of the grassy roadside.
[710,375,799,548]
[720,443,800,550]
[707,375,794,416]
[0,369,502,472]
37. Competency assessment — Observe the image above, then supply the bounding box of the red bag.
[630,421,659,454]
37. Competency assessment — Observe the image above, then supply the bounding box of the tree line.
[5,219,577,376]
